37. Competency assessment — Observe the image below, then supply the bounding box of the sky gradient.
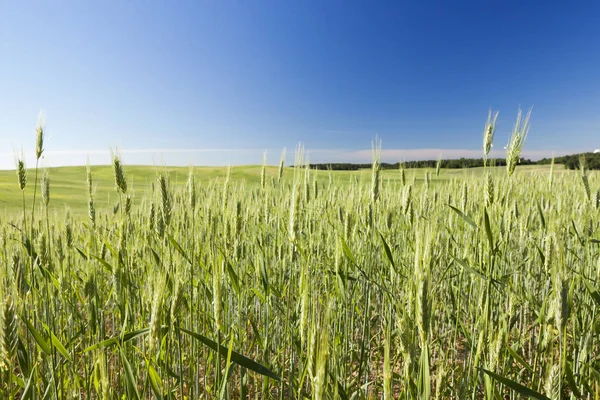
[1,1,599,168]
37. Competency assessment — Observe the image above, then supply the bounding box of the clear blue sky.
[1,0,599,167]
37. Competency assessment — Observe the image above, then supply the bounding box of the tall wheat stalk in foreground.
[278,147,286,184]
[371,136,382,204]
[15,153,27,227]
[31,111,45,223]
[483,109,499,166]
[506,106,533,177]
[580,155,591,202]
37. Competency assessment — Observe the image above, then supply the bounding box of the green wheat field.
[1,134,599,399]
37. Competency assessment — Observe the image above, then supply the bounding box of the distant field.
[0,163,565,215]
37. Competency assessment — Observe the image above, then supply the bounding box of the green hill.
[0,163,561,215]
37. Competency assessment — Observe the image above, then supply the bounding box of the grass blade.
[22,367,35,400]
[583,280,600,306]
[480,368,550,400]
[119,347,140,400]
[22,317,51,355]
[50,331,72,362]
[166,231,192,265]
[378,230,396,270]
[83,327,150,352]
[179,327,280,381]
[339,236,358,267]
[537,201,546,231]
[447,204,477,229]
[146,359,163,400]
[483,208,493,249]
[505,345,534,375]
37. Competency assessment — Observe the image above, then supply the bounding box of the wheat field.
[1,123,600,399]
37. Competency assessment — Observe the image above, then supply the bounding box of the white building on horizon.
[595,149,600,153]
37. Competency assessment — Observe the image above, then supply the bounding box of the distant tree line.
[308,157,535,170]
[537,152,600,170]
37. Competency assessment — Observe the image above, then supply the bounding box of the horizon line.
[0,147,593,170]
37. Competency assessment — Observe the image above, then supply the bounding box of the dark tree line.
[537,152,600,170]
[308,157,534,171]
[307,152,600,171]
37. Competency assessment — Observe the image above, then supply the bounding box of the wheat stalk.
[506,106,533,177]
[483,109,499,165]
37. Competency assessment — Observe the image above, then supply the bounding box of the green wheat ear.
[506,106,533,177]
[544,364,560,400]
[278,147,286,184]
[484,171,494,207]
[371,136,381,203]
[261,150,267,190]
[483,109,499,164]
[111,148,127,194]
[159,174,171,226]
[86,163,96,226]
[35,109,46,160]
[41,170,50,206]
[461,181,468,212]
[2,296,17,362]
[16,157,27,191]
[187,167,196,209]
[399,163,406,186]
[580,155,591,201]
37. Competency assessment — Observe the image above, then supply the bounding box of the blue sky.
[1,0,599,168]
